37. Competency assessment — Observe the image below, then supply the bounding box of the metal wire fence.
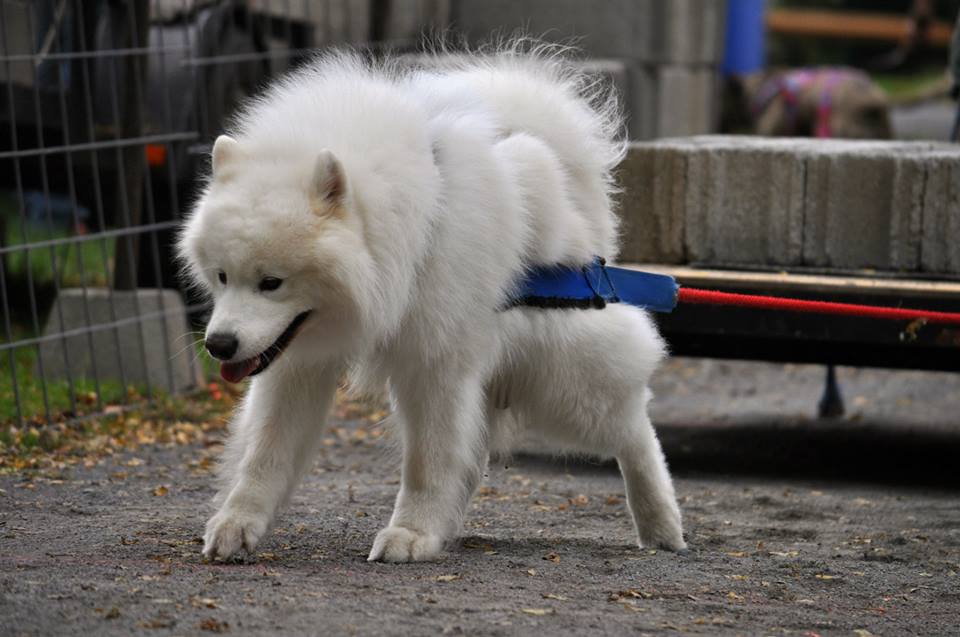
[0,0,432,426]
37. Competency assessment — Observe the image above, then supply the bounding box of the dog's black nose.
[205,332,239,360]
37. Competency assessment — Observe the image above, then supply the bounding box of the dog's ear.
[211,135,242,179]
[311,149,347,207]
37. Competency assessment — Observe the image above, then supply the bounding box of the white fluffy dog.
[178,46,686,562]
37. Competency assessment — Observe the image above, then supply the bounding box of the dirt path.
[2,360,959,636]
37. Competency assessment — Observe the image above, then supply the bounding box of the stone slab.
[37,288,203,394]
[618,137,960,274]
[919,152,960,274]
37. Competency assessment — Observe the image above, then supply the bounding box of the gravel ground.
[2,359,959,636]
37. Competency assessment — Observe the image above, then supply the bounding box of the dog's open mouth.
[219,311,312,383]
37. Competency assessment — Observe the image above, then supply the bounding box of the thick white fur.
[178,46,685,563]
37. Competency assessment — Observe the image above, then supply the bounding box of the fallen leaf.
[610,589,651,601]
[526,569,536,576]
[543,552,560,563]
[615,600,649,613]
[726,551,749,557]
[199,617,229,633]
[435,574,460,582]
[191,597,219,609]
[152,485,168,497]
[542,593,567,601]
[520,608,553,616]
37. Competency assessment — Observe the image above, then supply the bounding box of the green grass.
[873,68,949,101]
[2,191,114,289]
[0,340,150,425]
[0,191,194,424]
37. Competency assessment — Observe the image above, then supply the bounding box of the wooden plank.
[767,8,953,47]
[624,264,960,299]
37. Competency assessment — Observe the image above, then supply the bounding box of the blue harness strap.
[510,257,679,313]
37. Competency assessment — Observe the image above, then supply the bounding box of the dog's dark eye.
[259,277,283,292]
[218,271,227,285]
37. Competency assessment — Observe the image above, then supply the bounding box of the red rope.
[677,287,960,325]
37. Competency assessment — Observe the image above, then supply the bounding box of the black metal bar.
[103,1,153,400]
[0,132,197,161]
[0,45,189,63]
[125,2,177,395]
[26,3,80,419]
[52,4,103,413]
[2,1,52,425]
[75,3,130,399]
[0,221,181,256]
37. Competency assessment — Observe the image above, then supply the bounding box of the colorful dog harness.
[751,68,869,138]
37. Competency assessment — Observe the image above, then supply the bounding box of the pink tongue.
[220,358,259,383]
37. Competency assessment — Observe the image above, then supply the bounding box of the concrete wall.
[617,136,960,275]
[447,0,728,139]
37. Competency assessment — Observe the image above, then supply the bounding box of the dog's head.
[178,135,372,382]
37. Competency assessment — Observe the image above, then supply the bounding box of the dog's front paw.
[367,526,443,563]
[203,508,269,561]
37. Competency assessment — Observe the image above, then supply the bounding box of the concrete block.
[624,65,657,140]
[653,0,694,64]
[451,0,655,59]
[650,0,727,64]
[920,153,960,274]
[616,145,688,263]
[800,141,942,271]
[656,66,698,138]
[888,156,926,271]
[802,152,896,269]
[381,0,451,42]
[628,65,719,139]
[38,288,203,394]
[683,144,806,265]
[618,137,960,273]
[694,0,729,65]
[451,0,726,64]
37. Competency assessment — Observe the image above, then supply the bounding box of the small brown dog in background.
[722,67,893,139]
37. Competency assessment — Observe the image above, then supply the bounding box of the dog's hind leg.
[203,362,340,561]
[509,306,686,551]
[612,394,686,551]
[368,372,487,563]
